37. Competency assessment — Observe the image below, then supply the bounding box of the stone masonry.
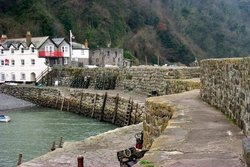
[143,96,176,149]
[0,85,145,127]
[48,66,200,95]
[200,58,250,135]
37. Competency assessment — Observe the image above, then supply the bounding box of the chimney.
[0,35,7,43]
[84,39,88,48]
[26,31,32,46]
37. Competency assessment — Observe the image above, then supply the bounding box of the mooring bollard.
[59,137,63,148]
[17,154,22,166]
[77,155,84,167]
[51,141,56,151]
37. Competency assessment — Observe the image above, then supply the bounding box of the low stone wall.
[0,85,145,127]
[49,66,200,95]
[143,97,176,149]
[200,58,250,135]
[121,66,200,95]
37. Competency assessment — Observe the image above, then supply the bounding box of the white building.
[71,40,89,66]
[0,32,89,83]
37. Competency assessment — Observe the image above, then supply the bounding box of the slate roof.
[52,38,65,46]
[1,36,49,49]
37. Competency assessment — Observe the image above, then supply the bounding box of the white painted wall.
[0,45,47,83]
[72,49,89,59]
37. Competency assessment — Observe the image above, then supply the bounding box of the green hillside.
[1,0,250,65]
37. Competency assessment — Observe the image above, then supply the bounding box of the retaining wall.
[143,97,175,149]
[0,85,145,127]
[200,58,250,135]
[49,66,200,95]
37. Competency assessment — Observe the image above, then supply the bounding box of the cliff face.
[1,0,250,65]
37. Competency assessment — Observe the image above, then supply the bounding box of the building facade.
[0,32,89,83]
[71,40,89,66]
[90,48,124,67]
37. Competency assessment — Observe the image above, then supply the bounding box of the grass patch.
[139,160,155,167]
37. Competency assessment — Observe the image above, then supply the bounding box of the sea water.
[0,107,117,167]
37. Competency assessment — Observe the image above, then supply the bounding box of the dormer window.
[45,45,54,52]
[61,46,68,53]
[1,49,3,54]
[31,47,35,53]
[11,49,14,54]
[21,48,24,53]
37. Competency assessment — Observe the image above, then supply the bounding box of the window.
[63,58,68,65]
[1,60,4,66]
[5,59,9,66]
[0,73,5,81]
[31,47,35,53]
[107,51,110,56]
[115,51,117,57]
[11,73,16,81]
[45,45,54,52]
[31,59,35,65]
[1,49,3,54]
[61,46,68,53]
[11,49,14,54]
[81,50,85,55]
[11,59,15,66]
[21,73,26,80]
[21,59,25,66]
[21,48,24,53]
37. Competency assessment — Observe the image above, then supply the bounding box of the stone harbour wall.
[121,66,200,95]
[200,58,250,135]
[143,97,176,149]
[0,85,145,127]
[49,66,200,95]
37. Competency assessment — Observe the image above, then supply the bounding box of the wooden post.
[100,92,107,121]
[55,92,60,108]
[124,98,131,126]
[51,141,56,151]
[17,154,22,166]
[134,103,139,124]
[41,71,44,85]
[59,137,63,148]
[67,98,70,112]
[77,156,84,167]
[60,97,65,111]
[91,94,97,118]
[128,100,133,125]
[112,93,119,124]
[79,92,84,110]
[46,69,49,86]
